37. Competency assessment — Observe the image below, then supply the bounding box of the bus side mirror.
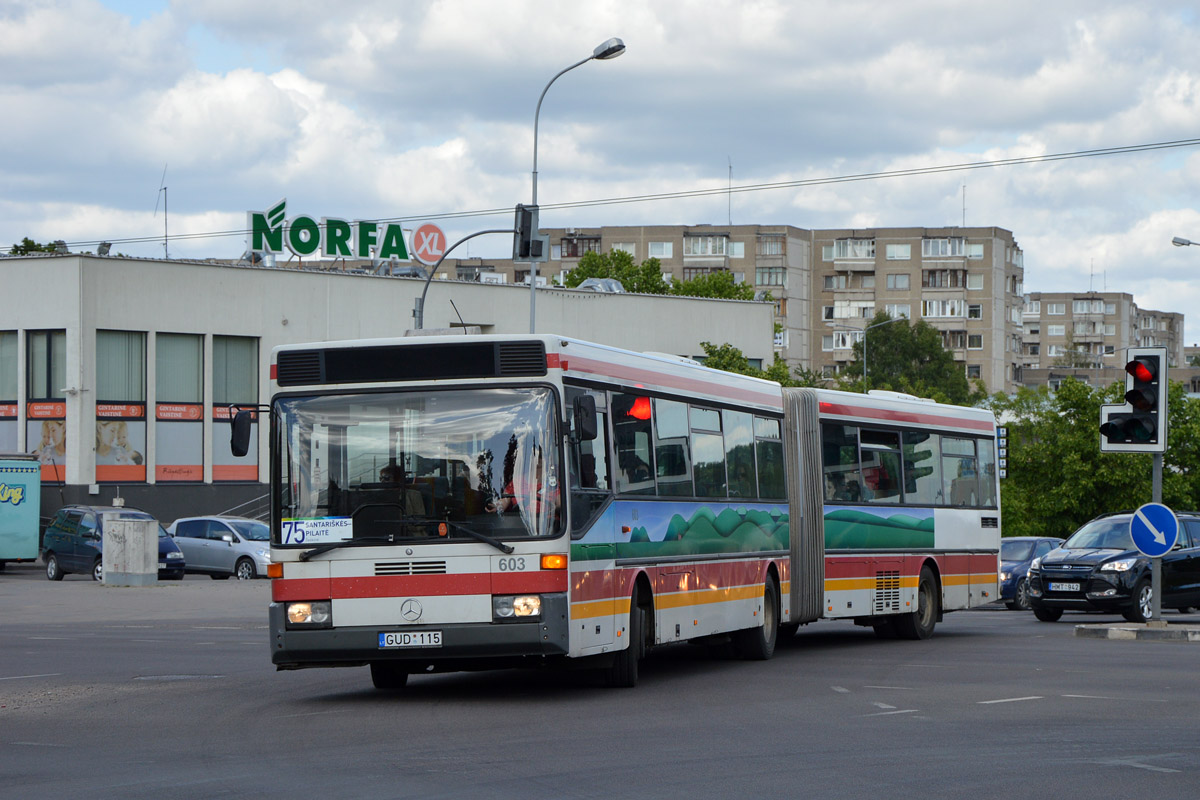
[573,395,598,442]
[230,409,253,457]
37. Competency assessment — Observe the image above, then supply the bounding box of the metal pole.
[413,229,515,330]
[529,55,592,335]
[1151,452,1164,622]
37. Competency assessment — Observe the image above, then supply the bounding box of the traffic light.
[1099,347,1166,453]
[513,204,544,261]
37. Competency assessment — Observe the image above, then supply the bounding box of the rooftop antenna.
[152,164,168,259]
[962,184,966,227]
[1090,258,1094,293]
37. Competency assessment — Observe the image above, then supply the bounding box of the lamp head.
[593,37,626,60]
[1172,236,1192,247]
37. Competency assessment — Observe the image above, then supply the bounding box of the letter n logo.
[249,198,287,252]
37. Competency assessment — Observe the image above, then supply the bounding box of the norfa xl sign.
[248,198,410,260]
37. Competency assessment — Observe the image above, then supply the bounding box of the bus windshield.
[276,387,562,544]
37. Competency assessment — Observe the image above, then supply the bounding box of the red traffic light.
[1125,357,1156,384]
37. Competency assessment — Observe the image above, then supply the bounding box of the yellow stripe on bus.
[824,574,992,592]
[571,585,766,619]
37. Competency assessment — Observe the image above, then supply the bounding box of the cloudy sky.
[3,1,1200,338]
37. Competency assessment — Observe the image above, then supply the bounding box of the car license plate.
[379,631,442,649]
[158,562,167,569]
[1049,582,1080,592]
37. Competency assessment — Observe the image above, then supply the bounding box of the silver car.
[166,516,270,580]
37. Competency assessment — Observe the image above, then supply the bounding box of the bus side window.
[902,431,942,505]
[822,424,863,502]
[976,438,997,508]
[942,437,978,507]
[754,416,785,500]
[859,428,902,504]
[611,393,656,496]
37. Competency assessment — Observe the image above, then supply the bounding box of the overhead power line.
[8,137,1200,255]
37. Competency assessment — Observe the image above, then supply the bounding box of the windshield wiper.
[441,521,514,554]
[299,536,396,561]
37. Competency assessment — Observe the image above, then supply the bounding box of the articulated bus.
[243,334,1000,689]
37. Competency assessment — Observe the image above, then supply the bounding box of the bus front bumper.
[268,593,569,670]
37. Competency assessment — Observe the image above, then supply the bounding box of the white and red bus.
[240,334,999,689]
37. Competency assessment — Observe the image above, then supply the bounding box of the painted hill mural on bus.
[823,507,934,549]
[619,505,788,559]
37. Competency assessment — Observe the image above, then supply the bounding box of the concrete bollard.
[102,517,158,586]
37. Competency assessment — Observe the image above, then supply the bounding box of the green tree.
[839,312,980,404]
[9,237,56,254]
[985,378,1200,538]
[562,250,670,294]
[699,342,827,387]
[670,270,760,300]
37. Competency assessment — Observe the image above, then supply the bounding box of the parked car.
[1027,511,1200,623]
[999,536,1063,610]
[41,504,185,582]
[166,516,270,580]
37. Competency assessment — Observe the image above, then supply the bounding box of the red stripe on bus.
[563,355,783,409]
[818,401,994,432]
[273,570,568,601]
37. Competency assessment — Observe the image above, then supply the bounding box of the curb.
[1074,623,1200,642]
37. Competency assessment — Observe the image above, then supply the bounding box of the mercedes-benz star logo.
[400,599,423,622]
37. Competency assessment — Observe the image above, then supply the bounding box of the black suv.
[1027,511,1200,623]
[41,504,185,582]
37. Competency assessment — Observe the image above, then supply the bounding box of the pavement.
[1073,620,1200,642]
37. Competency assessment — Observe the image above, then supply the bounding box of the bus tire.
[872,619,898,639]
[605,589,647,688]
[370,662,409,690]
[894,565,937,640]
[734,576,779,660]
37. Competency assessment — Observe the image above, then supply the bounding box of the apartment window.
[612,242,635,256]
[1047,345,1064,357]
[1104,323,1116,336]
[756,266,785,286]
[1105,303,1116,315]
[885,244,911,260]
[943,331,967,349]
[922,238,965,257]
[822,335,834,351]
[822,245,834,261]
[823,306,834,321]
[922,269,966,288]
[1072,300,1090,313]
[884,303,910,319]
[1026,324,1040,336]
[834,239,875,258]
[921,299,966,318]
[967,273,984,290]
[648,241,673,258]
[1141,317,1153,329]
[966,365,982,379]
[1047,324,1065,337]
[1104,345,1115,355]
[967,304,982,319]
[886,273,910,290]
[833,331,863,349]
[968,334,983,350]
[860,275,875,289]
[967,243,984,259]
[1028,344,1040,356]
[824,274,848,290]
[683,235,727,256]
[561,237,600,258]
[728,241,745,258]
[1047,303,1066,315]
[683,267,724,281]
[757,237,784,256]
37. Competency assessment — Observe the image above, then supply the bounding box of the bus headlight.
[493,595,542,620]
[286,601,332,628]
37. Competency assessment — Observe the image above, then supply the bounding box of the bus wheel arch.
[604,572,653,688]
[733,569,780,660]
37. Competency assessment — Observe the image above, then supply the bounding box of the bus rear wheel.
[894,566,937,640]
[733,576,779,660]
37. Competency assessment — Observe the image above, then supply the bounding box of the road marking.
[0,673,62,682]
[28,637,72,640]
[12,742,68,747]
[864,685,916,690]
[871,702,896,710]
[1093,756,1180,774]
[831,686,850,693]
[862,709,919,717]
[1062,694,1116,700]
[978,696,1043,704]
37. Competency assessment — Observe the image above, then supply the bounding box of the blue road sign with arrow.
[1130,503,1179,558]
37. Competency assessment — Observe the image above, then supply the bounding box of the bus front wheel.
[605,588,647,688]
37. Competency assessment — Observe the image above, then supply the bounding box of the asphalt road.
[2,563,1199,799]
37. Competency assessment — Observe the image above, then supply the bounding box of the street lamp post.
[862,316,905,390]
[527,37,625,334]
[1172,236,1197,247]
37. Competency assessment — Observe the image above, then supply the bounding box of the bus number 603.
[496,557,526,571]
